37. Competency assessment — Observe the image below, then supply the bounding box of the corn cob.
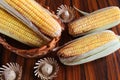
[58,30,120,65]
[0,7,48,47]
[68,6,120,36]
[5,0,62,38]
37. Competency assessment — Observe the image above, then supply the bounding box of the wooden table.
[0,0,120,80]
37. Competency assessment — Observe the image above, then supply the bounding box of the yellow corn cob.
[68,6,120,36]
[5,0,62,38]
[58,30,118,57]
[0,8,48,47]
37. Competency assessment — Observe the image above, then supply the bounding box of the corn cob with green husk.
[4,0,62,38]
[0,7,48,47]
[58,30,120,65]
[68,6,120,36]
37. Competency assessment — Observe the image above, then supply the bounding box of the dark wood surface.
[0,0,120,80]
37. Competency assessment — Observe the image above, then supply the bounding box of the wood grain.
[0,0,120,80]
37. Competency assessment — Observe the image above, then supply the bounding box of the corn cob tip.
[57,5,75,23]
[34,58,59,80]
[0,63,22,80]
